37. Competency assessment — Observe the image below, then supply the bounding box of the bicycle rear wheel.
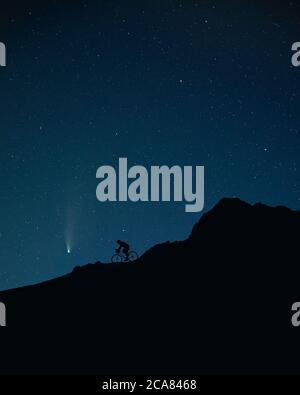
[111,253,123,263]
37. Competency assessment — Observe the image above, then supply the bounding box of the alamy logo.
[0,42,6,67]
[96,158,204,213]
[291,302,300,327]
[0,302,6,326]
[291,42,300,67]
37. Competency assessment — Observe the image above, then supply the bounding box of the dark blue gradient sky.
[0,0,300,290]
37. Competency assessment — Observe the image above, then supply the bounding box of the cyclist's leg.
[124,247,129,261]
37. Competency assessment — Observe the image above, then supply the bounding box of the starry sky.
[0,0,300,290]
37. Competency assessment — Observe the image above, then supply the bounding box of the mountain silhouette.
[1,197,300,374]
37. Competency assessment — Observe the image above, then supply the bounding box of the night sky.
[0,0,300,290]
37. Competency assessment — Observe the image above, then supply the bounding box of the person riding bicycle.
[116,240,130,261]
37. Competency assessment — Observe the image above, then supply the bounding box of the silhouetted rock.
[0,198,300,374]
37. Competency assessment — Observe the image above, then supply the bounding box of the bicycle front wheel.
[128,251,138,261]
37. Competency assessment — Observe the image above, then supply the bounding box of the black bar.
[0,375,298,394]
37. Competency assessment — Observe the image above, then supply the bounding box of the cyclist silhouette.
[116,240,130,261]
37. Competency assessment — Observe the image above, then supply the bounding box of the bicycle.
[111,249,139,263]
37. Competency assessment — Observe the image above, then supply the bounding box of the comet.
[65,232,72,255]
[64,207,74,255]
[64,202,79,256]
